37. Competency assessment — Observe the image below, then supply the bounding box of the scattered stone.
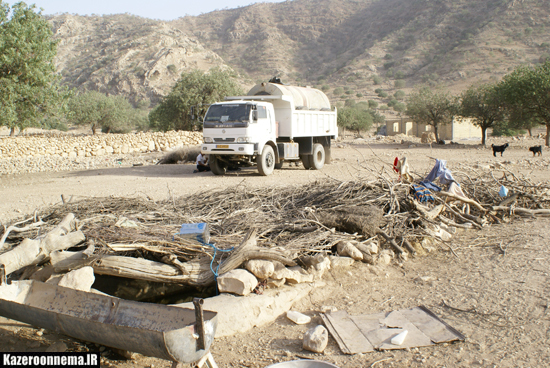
[217,269,258,296]
[245,260,274,280]
[57,266,95,292]
[320,305,338,314]
[267,278,286,288]
[329,256,355,269]
[378,249,393,265]
[285,266,314,284]
[336,241,363,261]
[286,310,311,325]
[46,342,67,353]
[303,325,329,353]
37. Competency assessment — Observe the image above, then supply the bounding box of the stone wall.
[0,131,203,159]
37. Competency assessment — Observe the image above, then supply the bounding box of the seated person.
[195,153,210,172]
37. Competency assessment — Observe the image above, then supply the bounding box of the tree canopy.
[498,60,550,146]
[337,106,376,136]
[149,68,243,131]
[68,91,144,134]
[0,2,68,135]
[406,87,458,142]
[460,83,505,145]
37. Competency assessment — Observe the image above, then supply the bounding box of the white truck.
[200,81,338,176]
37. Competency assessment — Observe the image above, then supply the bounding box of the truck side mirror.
[252,111,258,121]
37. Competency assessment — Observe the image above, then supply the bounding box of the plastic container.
[174,223,210,243]
[266,360,340,368]
[286,311,311,325]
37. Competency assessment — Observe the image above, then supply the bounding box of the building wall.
[385,117,481,140]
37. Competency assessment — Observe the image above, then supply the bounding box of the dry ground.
[1,137,550,368]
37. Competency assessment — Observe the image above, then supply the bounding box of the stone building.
[385,117,481,141]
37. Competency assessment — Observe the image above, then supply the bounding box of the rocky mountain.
[49,0,550,111]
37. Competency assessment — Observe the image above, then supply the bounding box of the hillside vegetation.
[49,0,550,113]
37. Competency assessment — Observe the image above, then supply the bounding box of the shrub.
[321,84,330,91]
[379,105,389,110]
[395,79,406,88]
[394,90,406,100]
[356,93,363,98]
[384,53,393,60]
[393,102,406,113]
[345,90,353,95]
[372,75,382,85]
[167,64,177,74]
[374,88,383,94]
[395,71,405,79]
[378,91,388,98]
[345,99,356,107]
[387,99,398,107]
[333,87,344,95]
[368,99,378,108]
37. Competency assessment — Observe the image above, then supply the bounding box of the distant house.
[385,116,481,141]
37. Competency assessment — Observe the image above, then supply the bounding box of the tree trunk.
[481,127,487,146]
[9,127,16,137]
[433,125,439,142]
[528,128,533,137]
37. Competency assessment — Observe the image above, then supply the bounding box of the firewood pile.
[1,160,549,293]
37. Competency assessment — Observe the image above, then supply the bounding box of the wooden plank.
[321,310,374,354]
[401,306,465,343]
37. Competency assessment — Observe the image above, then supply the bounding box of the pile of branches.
[2,161,550,275]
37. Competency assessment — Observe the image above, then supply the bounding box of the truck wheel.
[275,161,284,170]
[257,145,275,176]
[210,155,227,175]
[311,143,325,170]
[324,146,332,164]
[300,154,312,169]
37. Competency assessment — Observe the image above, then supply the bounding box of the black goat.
[529,145,542,156]
[491,143,509,157]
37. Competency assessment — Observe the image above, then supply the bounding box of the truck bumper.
[201,143,256,156]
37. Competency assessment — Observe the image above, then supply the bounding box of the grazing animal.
[491,143,509,157]
[529,145,542,156]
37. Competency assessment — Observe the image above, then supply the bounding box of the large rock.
[329,255,355,269]
[303,325,329,353]
[336,241,363,261]
[217,269,258,296]
[57,266,95,292]
[245,260,274,280]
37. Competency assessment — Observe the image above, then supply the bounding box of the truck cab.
[201,99,279,175]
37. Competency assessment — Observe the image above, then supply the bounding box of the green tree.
[68,91,140,134]
[0,2,68,136]
[368,99,379,109]
[149,68,243,131]
[498,60,550,146]
[460,83,505,145]
[406,87,459,142]
[337,107,374,137]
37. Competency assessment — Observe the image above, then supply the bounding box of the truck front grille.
[214,138,235,142]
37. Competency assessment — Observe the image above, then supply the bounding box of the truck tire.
[210,155,227,175]
[257,145,275,176]
[300,154,312,169]
[275,161,284,170]
[324,146,331,164]
[311,143,325,170]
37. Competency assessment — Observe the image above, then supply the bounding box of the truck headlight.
[204,137,213,143]
[236,137,250,143]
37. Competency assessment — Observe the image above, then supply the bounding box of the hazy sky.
[4,0,286,20]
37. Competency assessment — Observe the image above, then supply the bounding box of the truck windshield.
[204,104,251,128]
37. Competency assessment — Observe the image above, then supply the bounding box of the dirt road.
[1,139,549,368]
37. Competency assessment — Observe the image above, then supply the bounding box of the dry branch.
[0,213,85,277]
